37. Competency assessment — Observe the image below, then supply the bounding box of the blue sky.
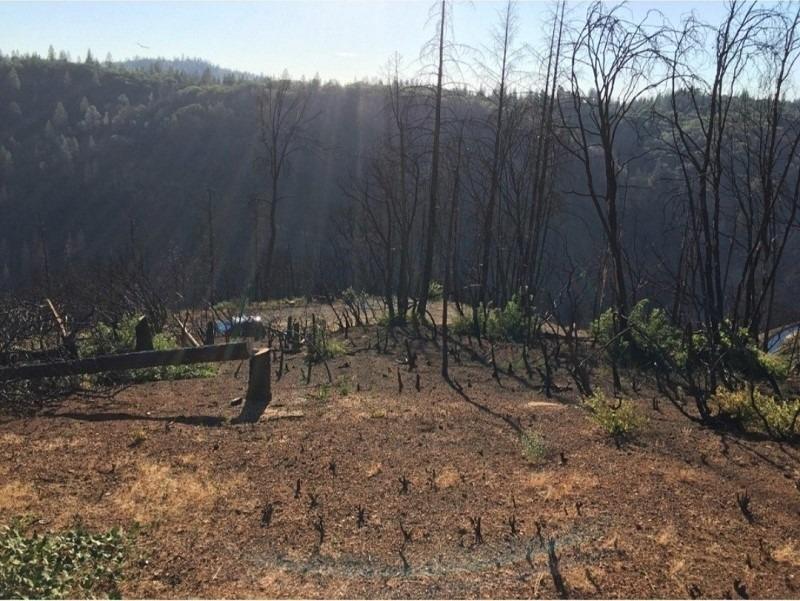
[1,1,728,83]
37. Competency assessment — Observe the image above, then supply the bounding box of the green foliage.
[427,280,443,301]
[584,392,646,439]
[519,429,548,463]
[335,376,352,397]
[692,323,789,381]
[450,296,528,342]
[591,300,789,386]
[712,388,800,439]
[450,313,478,337]
[309,382,332,402]
[79,315,215,384]
[0,519,128,599]
[485,296,527,342]
[304,319,344,364]
[591,300,684,369]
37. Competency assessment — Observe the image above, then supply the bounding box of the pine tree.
[5,67,20,91]
[52,101,68,129]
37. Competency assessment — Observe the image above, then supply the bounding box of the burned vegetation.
[2,0,800,598]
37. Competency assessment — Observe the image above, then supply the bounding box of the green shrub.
[335,376,352,397]
[310,382,332,402]
[450,313,477,337]
[486,296,527,342]
[450,296,529,342]
[519,429,548,463]
[305,320,344,364]
[427,280,444,301]
[591,300,684,369]
[584,392,646,439]
[0,519,128,599]
[79,315,215,384]
[713,388,800,439]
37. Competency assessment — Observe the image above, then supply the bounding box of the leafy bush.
[712,388,800,439]
[486,296,527,342]
[0,519,128,599]
[691,324,789,382]
[305,319,344,364]
[520,429,548,463]
[592,299,684,369]
[450,313,476,337]
[427,280,444,301]
[79,315,215,384]
[584,392,646,439]
[450,296,528,342]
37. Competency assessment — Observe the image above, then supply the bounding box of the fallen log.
[0,341,252,382]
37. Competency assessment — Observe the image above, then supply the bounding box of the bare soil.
[2,320,800,598]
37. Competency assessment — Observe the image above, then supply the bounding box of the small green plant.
[486,296,527,342]
[450,313,477,337]
[520,429,548,463]
[427,280,444,301]
[305,319,344,364]
[335,376,352,397]
[583,392,646,439]
[129,429,147,447]
[310,382,332,402]
[0,519,129,599]
[450,296,529,342]
[713,388,800,439]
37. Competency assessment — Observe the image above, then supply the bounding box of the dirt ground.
[1,320,800,599]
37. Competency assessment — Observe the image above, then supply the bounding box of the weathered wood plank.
[0,341,252,381]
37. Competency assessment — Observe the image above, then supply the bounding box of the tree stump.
[135,316,153,351]
[235,348,272,423]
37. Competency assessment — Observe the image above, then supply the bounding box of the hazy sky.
[2,1,729,83]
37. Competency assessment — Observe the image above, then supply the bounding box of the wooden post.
[204,321,216,346]
[236,348,271,423]
[135,316,154,351]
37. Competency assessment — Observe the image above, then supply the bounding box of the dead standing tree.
[560,1,668,333]
[473,0,519,333]
[386,55,426,323]
[665,1,774,397]
[256,76,319,300]
[417,0,449,319]
[520,1,565,306]
[726,4,800,348]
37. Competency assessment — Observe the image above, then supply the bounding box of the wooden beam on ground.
[0,341,252,382]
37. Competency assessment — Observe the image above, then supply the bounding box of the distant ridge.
[115,56,259,81]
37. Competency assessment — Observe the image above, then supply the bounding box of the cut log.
[0,341,252,382]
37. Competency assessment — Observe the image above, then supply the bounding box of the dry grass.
[435,467,460,489]
[111,461,233,525]
[0,480,37,512]
[526,471,600,501]
[0,433,25,445]
[773,542,800,567]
